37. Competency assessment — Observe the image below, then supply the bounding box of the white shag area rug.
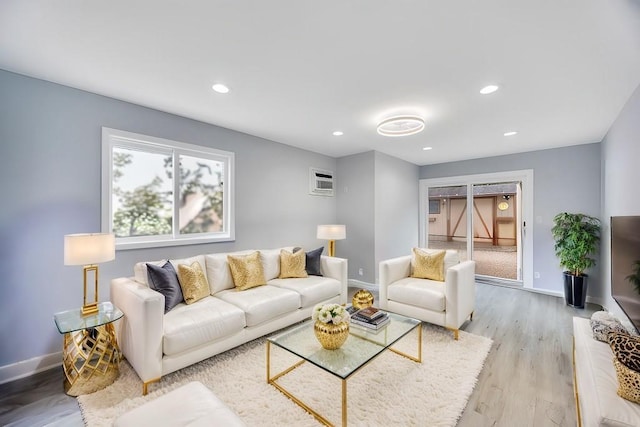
[78,324,492,426]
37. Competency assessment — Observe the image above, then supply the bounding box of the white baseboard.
[348,279,377,292]
[525,287,564,298]
[0,351,62,385]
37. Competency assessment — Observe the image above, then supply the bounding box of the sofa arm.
[110,277,164,384]
[378,256,412,310]
[444,260,476,329]
[321,256,348,304]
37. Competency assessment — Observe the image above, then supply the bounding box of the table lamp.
[317,224,346,257]
[64,233,115,316]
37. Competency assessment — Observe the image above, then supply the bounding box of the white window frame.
[102,127,235,250]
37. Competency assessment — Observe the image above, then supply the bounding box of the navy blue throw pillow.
[147,261,184,313]
[305,246,324,276]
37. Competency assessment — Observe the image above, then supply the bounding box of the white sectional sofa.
[573,317,640,426]
[379,249,475,340]
[111,248,348,394]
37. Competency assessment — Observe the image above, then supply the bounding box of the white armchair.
[379,249,475,339]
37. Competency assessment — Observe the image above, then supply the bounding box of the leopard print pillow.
[591,313,628,342]
[608,331,640,372]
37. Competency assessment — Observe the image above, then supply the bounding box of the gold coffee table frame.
[266,313,422,426]
[54,301,123,396]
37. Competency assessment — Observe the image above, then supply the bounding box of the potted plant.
[552,212,601,308]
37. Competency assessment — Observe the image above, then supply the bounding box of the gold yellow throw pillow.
[279,249,308,279]
[411,248,446,281]
[177,261,210,304]
[227,251,267,291]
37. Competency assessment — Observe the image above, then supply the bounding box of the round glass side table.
[53,301,123,396]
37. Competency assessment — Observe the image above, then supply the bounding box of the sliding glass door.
[420,170,533,289]
[427,185,469,261]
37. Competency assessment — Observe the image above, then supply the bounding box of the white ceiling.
[2,1,640,166]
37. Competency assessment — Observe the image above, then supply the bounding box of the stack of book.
[349,306,390,330]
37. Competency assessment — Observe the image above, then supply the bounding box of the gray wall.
[0,70,337,368]
[374,152,419,282]
[336,152,375,281]
[420,143,602,297]
[601,83,640,317]
[336,151,419,284]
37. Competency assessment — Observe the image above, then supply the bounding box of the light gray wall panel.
[374,152,419,282]
[420,143,601,295]
[601,83,640,316]
[0,70,336,368]
[336,152,375,282]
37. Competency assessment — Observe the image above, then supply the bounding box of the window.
[102,128,234,249]
[428,199,441,214]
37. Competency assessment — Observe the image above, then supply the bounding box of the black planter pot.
[563,272,588,308]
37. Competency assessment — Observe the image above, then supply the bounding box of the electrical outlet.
[534,272,541,279]
[358,268,363,276]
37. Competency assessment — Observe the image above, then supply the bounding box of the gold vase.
[352,289,374,309]
[314,320,349,350]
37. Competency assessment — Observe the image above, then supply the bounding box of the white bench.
[573,317,640,426]
[114,381,246,427]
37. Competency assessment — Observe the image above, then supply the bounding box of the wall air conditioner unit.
[309,167,334,197]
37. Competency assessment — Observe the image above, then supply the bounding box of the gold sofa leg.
[446,327,460,340]
[143,378,161,395]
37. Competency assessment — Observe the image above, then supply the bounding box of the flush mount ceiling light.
[377,116,425,137]
[422,146,433,151]
[504,131,518,136]
[212,83,230,94]
[332,131,344,136]
[480,85,499,95]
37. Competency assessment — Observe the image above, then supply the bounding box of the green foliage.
[551,212,601,276]
[178,161,224,234]
[112,152,172,238]
[626,260,640,294]
[111,151,224,238]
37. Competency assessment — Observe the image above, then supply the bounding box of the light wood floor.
[0,283,597,426]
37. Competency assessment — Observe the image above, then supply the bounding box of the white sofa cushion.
[205,248,290,294]
[260,249,282,281]
[387,277,446,312]
[268,276,341,308]
[163,296,246,356]
[216,285,300,327]
[134,255,206,287]
[574,317,640,426]
[205,251,252,294]
[114,381,246,427]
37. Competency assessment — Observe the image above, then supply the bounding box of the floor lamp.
[317,225,346,257]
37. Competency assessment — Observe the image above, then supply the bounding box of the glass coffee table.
[266,312,422,426]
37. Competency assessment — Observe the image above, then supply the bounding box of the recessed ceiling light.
[332,131,344,136]
[422,147,433,151]
[504,131,518,136]
[377,116,425,137]
[212,83,230,94]
[480,85,499,95]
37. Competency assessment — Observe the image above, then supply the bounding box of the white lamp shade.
[317,224,346,240]
[64,233,115,265]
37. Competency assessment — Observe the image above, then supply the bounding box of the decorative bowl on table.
[352,289,374,309]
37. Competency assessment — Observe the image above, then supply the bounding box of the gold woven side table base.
[62,323,121,396]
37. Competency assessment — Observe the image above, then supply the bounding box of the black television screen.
[611,216,640,331]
